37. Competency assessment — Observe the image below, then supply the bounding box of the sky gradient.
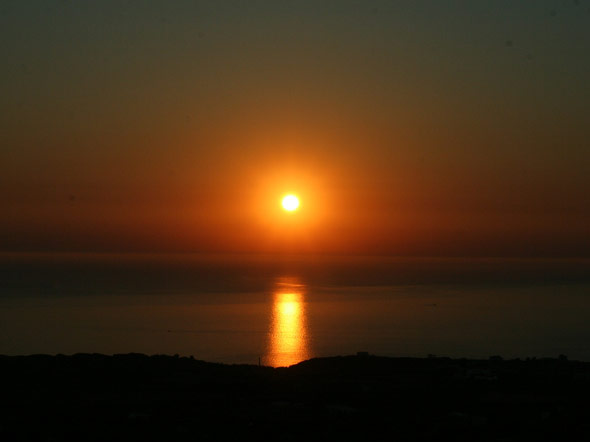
[1,1,589,256]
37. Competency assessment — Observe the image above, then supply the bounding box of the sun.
[282,194,300,212]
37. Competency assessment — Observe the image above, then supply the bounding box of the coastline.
[2,353,589,441]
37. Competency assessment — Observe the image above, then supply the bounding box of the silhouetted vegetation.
[2,353,590,441]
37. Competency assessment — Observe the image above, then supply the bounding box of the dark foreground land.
[2,353,590,441]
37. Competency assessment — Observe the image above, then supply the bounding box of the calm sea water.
[1,253,589,365]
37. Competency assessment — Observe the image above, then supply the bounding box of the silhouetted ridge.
[1,353,589,441]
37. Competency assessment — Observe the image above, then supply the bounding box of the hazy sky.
[1,0,589,256]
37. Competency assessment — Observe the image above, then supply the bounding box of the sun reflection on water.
[267,277,310,367]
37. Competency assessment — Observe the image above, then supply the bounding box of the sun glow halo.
[282,195,300,212]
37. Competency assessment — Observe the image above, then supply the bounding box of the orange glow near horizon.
[267,278,310,367]
[240,160,336,253]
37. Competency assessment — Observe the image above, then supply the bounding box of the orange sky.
[1,2,589,256]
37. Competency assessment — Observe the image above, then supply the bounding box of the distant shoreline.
[0,351,586,364]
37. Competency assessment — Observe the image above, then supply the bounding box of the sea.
[1,253,589,366]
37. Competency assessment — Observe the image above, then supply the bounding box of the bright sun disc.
[282,195,299,211]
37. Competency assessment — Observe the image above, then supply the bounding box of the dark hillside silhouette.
[2,353,590,441]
